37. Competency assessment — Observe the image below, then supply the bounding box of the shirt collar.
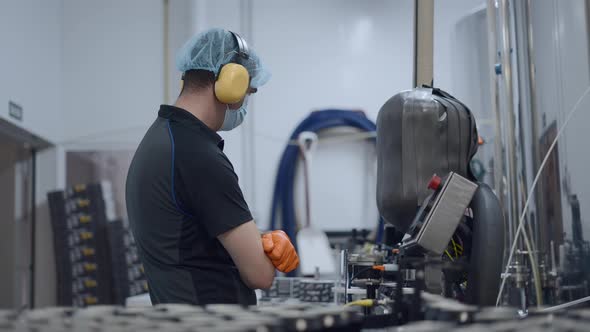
[158,105,224,149]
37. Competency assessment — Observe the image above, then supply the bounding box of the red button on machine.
[428,175,442,190]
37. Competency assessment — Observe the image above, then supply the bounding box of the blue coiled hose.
[269,110,380,248]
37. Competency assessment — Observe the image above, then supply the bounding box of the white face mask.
[220,96,248,131]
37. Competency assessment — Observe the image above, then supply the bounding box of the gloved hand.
[261,230,299,273]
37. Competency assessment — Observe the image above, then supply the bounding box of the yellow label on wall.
[80,232,93,240]
[79,215,92,223]
[78,199,91,207]
[84,296,98,305]
[83,263,97,272]
[82,248,95,256]
[84,279,98,288]
[74,184,87,192]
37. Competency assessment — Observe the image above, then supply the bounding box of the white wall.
[0,0,416,306]
[0,0,64,143]
[0,0,65,308]
[250,0,415,230]
[61,0,164,149]
[433,0,495,185]
[433,0,486,95]
[171,0,414,231]
[8,0,415,237]
[0,0,166,307]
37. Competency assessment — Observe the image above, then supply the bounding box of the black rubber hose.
[466,183,506,306]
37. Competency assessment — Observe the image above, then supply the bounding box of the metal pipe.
[413,0,434,87]
[163,0,170,104]
[496,84,590,306]
[29,148,36,308]
[513,0,532,234]
[550,240,557,274]
[514,0,544,298]
[524,0,542,253]
[496,0,545,307]
[487,0,511,256]
[499,0,521,257]
[540,295,590,312]
[341,250,349,304]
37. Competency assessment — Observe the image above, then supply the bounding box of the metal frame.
[413,0,434,87]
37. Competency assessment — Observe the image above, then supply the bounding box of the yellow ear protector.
[214,31,250,104]
[180,31,250,104]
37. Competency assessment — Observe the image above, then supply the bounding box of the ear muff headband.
[180,31,251,104]
[214,31,250,104]
[231,31,249,60]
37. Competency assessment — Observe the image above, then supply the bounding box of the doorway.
[0,117,50,309]
[0,134,33,309]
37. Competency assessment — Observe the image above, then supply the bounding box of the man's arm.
[218,220,275,289]
[174,143,276,289]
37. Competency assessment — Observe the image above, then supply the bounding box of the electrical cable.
[496,86,590,306]
[345,299,375,307]
[539,295,590,312]
[350,266,377,282]
[444,250,455,261]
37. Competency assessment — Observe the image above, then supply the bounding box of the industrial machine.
[259,78,590,329]
[261,87,509,328]
[371,87,505,306]
[334,170,504,327]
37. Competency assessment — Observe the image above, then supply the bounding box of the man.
[126,28,299,306]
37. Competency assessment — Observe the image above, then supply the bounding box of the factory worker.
[126,28,299,305]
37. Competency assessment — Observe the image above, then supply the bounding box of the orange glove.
[261,230,300,273]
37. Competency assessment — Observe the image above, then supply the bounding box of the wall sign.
[9,101,23,121]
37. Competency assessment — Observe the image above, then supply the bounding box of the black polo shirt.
[125,105,255,305]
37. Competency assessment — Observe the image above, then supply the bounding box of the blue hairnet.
[175,28,271,89]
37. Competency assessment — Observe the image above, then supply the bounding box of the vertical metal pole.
[413,0,434,87]
[163,0,170,104]
[521,0,542,252]
[341,250,348,304]
[525,0,540,179]
[499,0,520,251]
[29,148,36,309]
[487,0,511,250]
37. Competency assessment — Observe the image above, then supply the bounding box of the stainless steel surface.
[515,0,542,251]
[347,253,384,265]
[413,0,434,87]
[404,269,417,281]
[487,0,506,209]
[298,135,313,228]
[412,173,479,254]
[524,2,541,251]
[488,0,550,308]
[340,250,348,303]
[498,0,520,253]
[540,295,590,312]
[433,0,590,309]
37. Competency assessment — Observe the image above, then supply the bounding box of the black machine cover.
[376,87,479,232]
